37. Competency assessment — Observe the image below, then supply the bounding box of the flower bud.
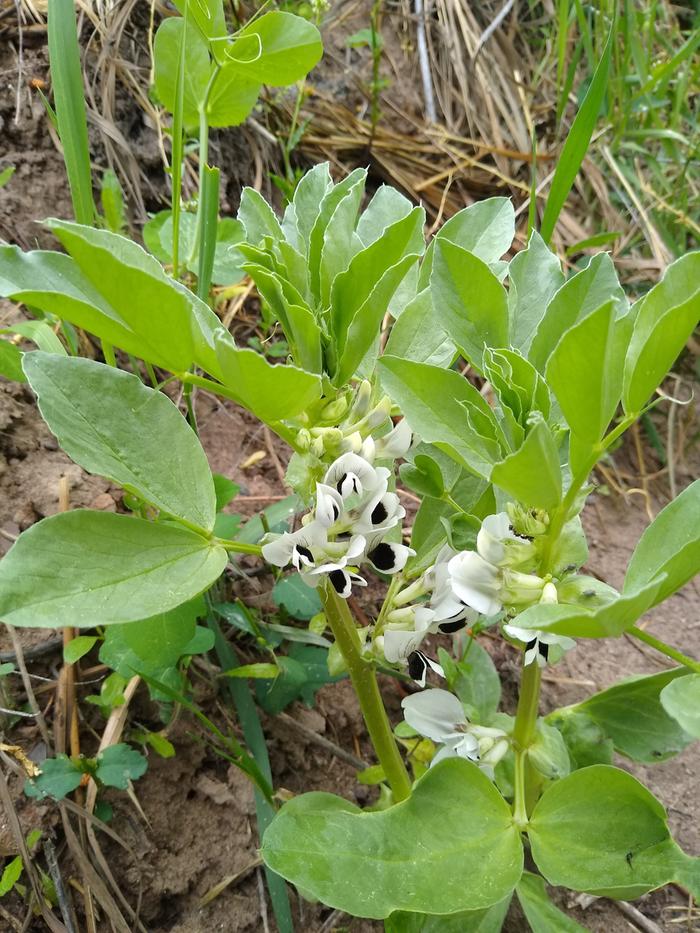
[348,380,372,419]
[502,569,546,607]
[540,581,558,604]
[387,607,417,624]
[295,428,312,451]
[506,502,549,537]
[320,397,349,422]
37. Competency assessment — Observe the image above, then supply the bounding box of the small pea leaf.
[400,454,444,498]
[262,758,523,918]
[0,856,23,896]
[528,764,699,900]
[528,722,570,780]
[272,575,322,620]
[660,674,700,739]
[153,18,211,127]
[507,231,564,355]
[213,474,240,511]
[515,872,588,932]
[63,636,98,665]
[25,756,84,800]
[95,744,148,789]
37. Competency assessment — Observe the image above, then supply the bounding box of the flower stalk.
[511,652,542,827]
[321,583,412,802]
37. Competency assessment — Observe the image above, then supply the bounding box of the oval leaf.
[261,758,523,919]
[23,353,216,532]
[0,511,227,628]
[660,674,700,738]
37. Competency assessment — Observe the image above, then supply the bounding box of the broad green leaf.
[153,18,210,126]
[385,897,511,933]
[0,512,227,628]
[511,577,665,639]
[491,418,562,511]
[272,575,322,620]
[23,353,216,532]
[400,453,445,499]
[171,0,225,39]
[623,253,700,413]
[516,872,588,932]
[308,168,367,299]
[356,185,414,247]
[262,758,523,918]
[660,675,700,738]
[25,756,83,800]
[237,187,284,246]
[213,12,322,85]
[214,329,322,422]
[482,348,551,427]
[379,357,498,479]
[95,743,148,789]
[63,635,98,664]
[384,288,456,367]
[529,253,627,372]
[528,764,699,899]
[546,301,629,442]
[569,669,692,763]
[431,241,508,369]
[439,640,500,723]
[289,162,332,252]
[335,253,420,386]
[420,198,514,286]
[507,231,564,354]
[0,337,25,381]
[319,182,367,307]
[331,207,424,382]
[539,28,612,243]
[624,479,700,605]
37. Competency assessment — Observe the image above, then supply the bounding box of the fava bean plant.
[1,159,699,928]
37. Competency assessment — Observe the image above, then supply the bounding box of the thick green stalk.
[322,584,412,801]
[629,626,700,673]
[511,660,542,827]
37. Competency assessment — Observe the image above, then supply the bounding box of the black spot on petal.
[329,569,348,595]
[525,638,537,652]
[370,501,388,525]
[336,474,347,494]
[296,545,313,564]
[437,618,467,634]
[407,651,427,682]
[539,642,550,661]
[368,543,396,571]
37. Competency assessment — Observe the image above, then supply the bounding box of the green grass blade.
[540,25,613,244]
[47,0,95,225]
[208,608,294,933]
[196,165,220,300]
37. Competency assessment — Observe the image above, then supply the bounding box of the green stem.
[629,626,700,673]
[216,538,263,557]
[321,584,412,802]
[511,659,542,827]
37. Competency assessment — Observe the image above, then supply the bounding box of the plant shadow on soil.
[1,22,699,933]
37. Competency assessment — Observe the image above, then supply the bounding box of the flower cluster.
[262,423,414,598]
[376,511,575,682]
[401,689,509,777]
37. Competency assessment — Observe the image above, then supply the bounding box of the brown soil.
[1,15,699,933]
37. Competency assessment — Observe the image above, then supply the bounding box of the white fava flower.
[364,533,415,575]
[323,452,389,503]
[477,512,536,569]
[502,623,576,668]
[314,483,344,528]
[354,489,405,535]
[427,548,477,633]
[447,551,503,616]
[363,418,413,462]
[381,608,443,686]
[261,522,327,571]
[401,689,508,773]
